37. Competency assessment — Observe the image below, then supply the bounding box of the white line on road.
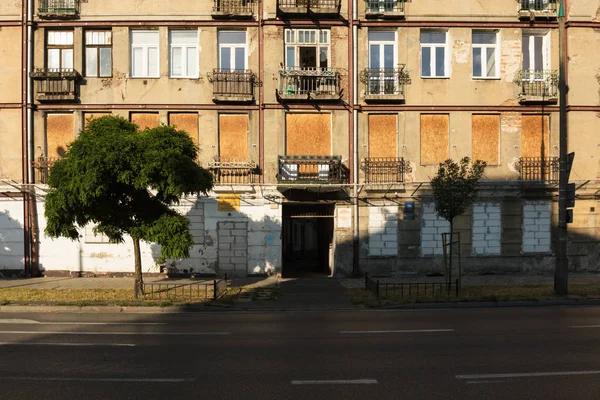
[0,342,136,347]
[571,325,600,329]
[340,329,454,334]
[466,380,508,384]
[0,319,166,326]
[291,379,378,385]
[457,371,600,380]
[0,377,195,383]
[0,331,230,336]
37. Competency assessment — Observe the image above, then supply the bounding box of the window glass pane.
[47,49,60,70]
[86,48,98,77]
[148,47,159,77]
[234,47,245,71]
[298,32,304,44]
[171,30,198,45]
[62,49,73,70]
[218,31,246,45]
[47,31,56,45]
[132,31,158,45]
[286,46,295,67]
[310,31,316,43]
[369,31,395,42]
[85,31,92,44]
[220,47,231,70]
[370,44,380,69]
[99,48,111,77]
[132,47,143,76]
[473,32,496,45]
[473,47,481,77]
[435,47,445,76]
[522,36,530,70]
[383,44,394,68]
[171,47,182,76]
[421,31,445,44]
[319,47,328,69]
[421,47,431,76]
[486,48,496,77]
[92,31,100,45]
[534,36,544,71]
[187,47,197,77]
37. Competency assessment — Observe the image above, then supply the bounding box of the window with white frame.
[47,31,74,71]
[85,30,112,78]
[522,32,549,72]
[472,31,499,79]
[130,30,159,78]
[284,29,330,69]
[368,31,397,94]
[218,31,247,71]
[170,30,199,78]
[420,30,448,78]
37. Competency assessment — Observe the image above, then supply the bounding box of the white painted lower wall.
[368,206,398,257]
[421,203,450,256]
[0,199,24,270]
[472,203,502,255]
[522,200,552,253]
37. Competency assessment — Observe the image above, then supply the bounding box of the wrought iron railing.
[278,0,341,11]
[212,0,255,16]
[519,0,557,12]
[361,158,410,184]
[210,69,255,101]
[31,156,59,184]
[361,68,410,97]
[278,67,341,99]
[207,159,258,185]
[517,157,559,182]
[38,0,80,17]
[278,155,346,183]
[144,275,228,301]
[365,274,460,300]
[365,0,405,14]
[516,70,558,100]
[30,68,81,101]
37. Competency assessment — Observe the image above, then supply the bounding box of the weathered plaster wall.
[0,199,24,270]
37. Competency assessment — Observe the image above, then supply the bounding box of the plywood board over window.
[130,112,159,131]
[46,114,74,158]
[472,114,500,165]
[285,113,331,156]
[83,112,111,127]
[170,113,199,145]
[219,114,248,161]
[521,115,550,158]
[369,114,397,158]
[420,114,449,165]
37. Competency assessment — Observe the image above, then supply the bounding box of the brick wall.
[472,203,502,255]
[421,203,450,256]
[522,200,552,253]
[368,206,398,257]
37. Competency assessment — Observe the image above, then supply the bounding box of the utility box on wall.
[403,201,415,220]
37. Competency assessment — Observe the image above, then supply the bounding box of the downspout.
[352,0,359,277]
[27,0,38,275]
[21,0,30,275]
[258,0,264,184]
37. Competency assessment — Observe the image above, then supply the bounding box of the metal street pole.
[555,0,568,296]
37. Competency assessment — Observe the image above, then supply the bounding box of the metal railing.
[38,0,80,16]
[278,0,341,11]
[365,273,460,300]
[361,68,410,97]
[517,157,559,182]
[278,67,341,98]
[517,70,559,100]
[361,158,410,184]
[211,69,255,100]
[31,156,59,184]
[208,158,258,185]
[519,0,557,12]
[144,275,228,301]
[212,0,255,15]
[30,68,80,101]
[278,155,346,183]
[365,0,405,14]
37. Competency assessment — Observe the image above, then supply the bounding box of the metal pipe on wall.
[352,0,359,277]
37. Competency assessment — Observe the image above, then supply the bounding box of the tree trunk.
[448,219,454,291]
[133,236,144,299]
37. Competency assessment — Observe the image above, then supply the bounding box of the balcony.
[361,68,410,102]
[518,0,557,19]
[212,0,255,18]
[30,68,81,102]
[38,0,80,19]
[515,70,558,104]
[277,0,341,15]
[210,70,255,103]
[207,159,258,185]
[278,156,346,184]
[365,0,405,18]
[361,158,410,184]
[278,68,341,101]
[31,156,58,184]
[517,157,559,182]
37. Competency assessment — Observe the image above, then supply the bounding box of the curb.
[381,299,600,310]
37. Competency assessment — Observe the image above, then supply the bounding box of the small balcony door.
[522,33,548,76]
[368,31,397,94]
[218,31,247,72]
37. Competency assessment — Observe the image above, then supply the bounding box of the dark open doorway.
[282,203,335,278]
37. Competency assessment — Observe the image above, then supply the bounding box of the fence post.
[365,272,368,289]
[455,279,459,297]
[213,279,217,300]
[376,280,380,300]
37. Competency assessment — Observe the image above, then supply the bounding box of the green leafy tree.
[44,116,213,298]
[431,157,486,282]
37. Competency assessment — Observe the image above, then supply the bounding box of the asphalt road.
[1,306,600,399]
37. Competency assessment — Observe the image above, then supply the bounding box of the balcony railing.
[277,0,341,14]
[31,156,59,184]
[361,158,410,184]
[519,0,557,18]
[278,67,341,101]
[38,0,80,18]
[30,68,81,102]
[278,156,346,184]
[207,159,258,185]
[515,70,558,103]
[361,68,410,102]
[365,0,405,17]
[517,157,559,182]
[210,69,255,102]
[212,0,255,17]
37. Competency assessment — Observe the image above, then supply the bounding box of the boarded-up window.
[369,114,397,158]
[219,114,248,160]
[285,113,331,156]
[83,112,111,127]
[169,113,199,145]
[472,114,499,165]
[420,114,449,165]
[130,112,159,130]
[46,114,74,158]
[521,115,549,158]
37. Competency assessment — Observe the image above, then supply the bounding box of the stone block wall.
[0,199,24,270]
[368,206,398,256]
[421,203,450,256]
[217,221,248,273]
[522,200,552,253]
[472,203,502,255]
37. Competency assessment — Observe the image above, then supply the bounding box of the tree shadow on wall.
[0,207,25,278]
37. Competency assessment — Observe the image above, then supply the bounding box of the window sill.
[129,76,160,79]
[169,76,200,79]
[420,76,451,79]
[472,76,501,81]
[85,76,113,79]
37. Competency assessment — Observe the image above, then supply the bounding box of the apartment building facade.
[0,0,599,277]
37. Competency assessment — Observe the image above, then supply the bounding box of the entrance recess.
[282,203,335,278]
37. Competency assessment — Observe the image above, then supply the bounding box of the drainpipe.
[352,0,359,277]
[27,0,34,184]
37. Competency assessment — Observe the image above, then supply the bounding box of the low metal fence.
[278,67,341,98]
[361,157,410,184]
[517,157,559,182]
[144,275,228,301]
[365,0,405,14]
[365,273,460,300]
[212,0,255,15]
[519,0,557,12]
[38,0,80,16]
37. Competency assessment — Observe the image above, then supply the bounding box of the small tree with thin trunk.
[44,116,213,298]
[431,157,486,283]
